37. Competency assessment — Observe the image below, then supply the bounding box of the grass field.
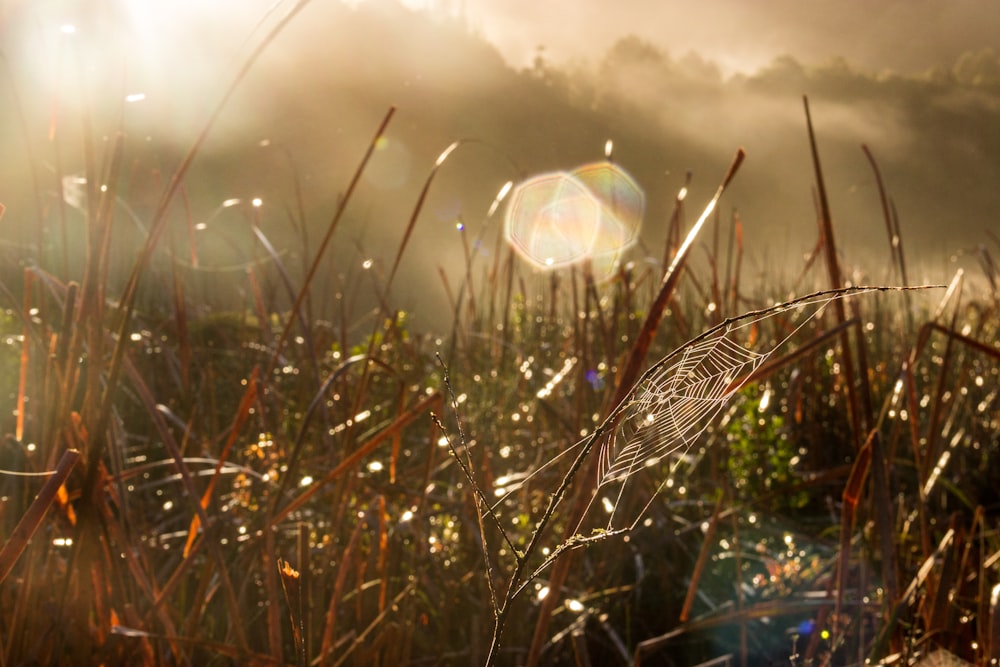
[1,11,999,667]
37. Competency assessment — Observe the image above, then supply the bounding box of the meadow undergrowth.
[0,6,999,665]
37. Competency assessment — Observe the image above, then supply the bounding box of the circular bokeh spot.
[504,172,602,269]
[572,161,644,250]
[504,162,644,279]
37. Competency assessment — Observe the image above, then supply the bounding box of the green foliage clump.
[725,386,808,510]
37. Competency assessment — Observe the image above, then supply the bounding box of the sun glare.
[342,0,429,9]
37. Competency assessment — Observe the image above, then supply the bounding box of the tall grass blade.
[183,366,260,558]
[0,448,80,584]
[266,107,397,377]
[268,391,441,528]
[524,148,745,667]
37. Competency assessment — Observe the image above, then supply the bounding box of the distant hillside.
[1,0,997,321]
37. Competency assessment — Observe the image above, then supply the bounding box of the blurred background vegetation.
[0,1,998,665]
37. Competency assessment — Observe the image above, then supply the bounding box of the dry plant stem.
[268,353,390,506]
[78,131,124,493]
[432,358,518,561]
[121,357,250,650]
[58,119,122,653]
[297,524,311,665]
[852,315,900,606]
[804,95,899,655]
[502,284,933,666]
[259,108,395,491]
[925,321,1000,360]
[802,96,862,446]
[862,145,910,293]
[265,529,283,661]
[277,558,305,667]
[97,0,314,469]
[0,448,81,583]
[265,106,397,378]
[524,148,746,667]
[49,10,315,640]
[330,584,414,667]
[662,171,692,270]
[182,367,260,557]
[385,140,460,292]
[267,391,441,529]
[319,514,364,663]
[680,490,724,623]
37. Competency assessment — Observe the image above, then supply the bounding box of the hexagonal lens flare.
[504,162,644,278]
[572,161,644,247]
[505,172,601,269]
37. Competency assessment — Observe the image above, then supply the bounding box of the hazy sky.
[2,0,997,314]
[460,0,998,75]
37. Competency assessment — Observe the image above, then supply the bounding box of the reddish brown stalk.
[662,171,691,270]
[182,366,260,558]
[679,490,724,622]
[804,96,894,655]
[863,144,913,345]
[268,391,441,528]
[169,230,192,390]
[851,315,899,609]
[862,145,909,289]
[265,107,396,378]
[922,295,964,502]
[925,321,1000,360]
[178,550,215,639]
[297,523,311,664]
[802,96,861,446]
[96,481,187,661]
[708,206,723,324]
[376,495,389,612]
[835,430,873,590]
[0,448,81,583]
[902,277,964,560]
[116,415,252,659]
[319,516,365,664]
[724,210,742,313]
[264,528,283,661]
[524,149,745,667]
[278,557,305,666]
[49,279,79,469]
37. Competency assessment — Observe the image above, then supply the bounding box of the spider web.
[467,286,932,591]
[598,332,765,485]
[584,290,854,531]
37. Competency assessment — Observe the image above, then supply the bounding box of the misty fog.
[1,0,997,328]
